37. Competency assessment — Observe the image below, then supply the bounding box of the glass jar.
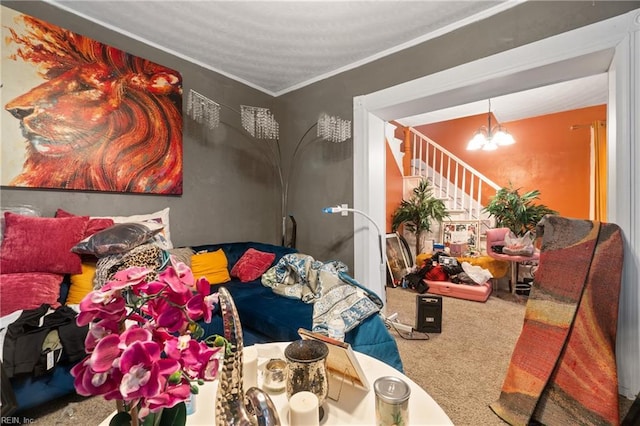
[374,376,410,426]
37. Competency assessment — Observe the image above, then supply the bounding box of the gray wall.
[2,1,639,269]
[1,1,281,248]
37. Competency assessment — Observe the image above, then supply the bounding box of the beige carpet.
[20,287,632,425]
[385,287,526,425]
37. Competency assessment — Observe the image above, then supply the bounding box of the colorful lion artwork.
[1,7,183,194]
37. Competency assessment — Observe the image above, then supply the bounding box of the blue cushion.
[58,277,71,304]
[12,364,76,413]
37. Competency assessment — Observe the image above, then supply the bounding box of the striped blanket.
[490,215,624,425]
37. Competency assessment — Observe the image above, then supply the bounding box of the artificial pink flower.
[135,281,166,297]
[73,264,222,422]
[192,342,220,380]
[102,267,152,292]
[157,266,191,295]
[138,277,191,306]
[139,381,191,418]
[156,305,188,333]
[139,296,167,319]
[119,341,179,400]
[71,357,122,397]
[186,278,217,322]
[77,293,126,326]
[144,323,174,346]
[118,326,152,349]
[90,334,122,373]
[171,260,195,289]
[85,319,121,353]
[164,336,221,380]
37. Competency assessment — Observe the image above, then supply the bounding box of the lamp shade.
[467,132,486,150]
[493,127,515,145]
[481,139,498,151]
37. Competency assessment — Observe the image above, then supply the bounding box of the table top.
[100,341,453,425]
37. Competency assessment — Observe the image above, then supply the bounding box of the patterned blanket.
[93,243,166,289]
[490,215,624,425]
[261,253,383,334]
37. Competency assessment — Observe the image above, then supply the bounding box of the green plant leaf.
[391,178,448,253]
[158,402,187,426]
[483,183,557,236]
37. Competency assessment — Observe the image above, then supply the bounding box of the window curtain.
[591,120,607,221]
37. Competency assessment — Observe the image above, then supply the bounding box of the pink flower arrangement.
[71,261,224,424]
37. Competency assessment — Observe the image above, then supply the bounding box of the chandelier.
[240,105,280,140]
[187,90,221,130]
[317,113,351,143]
[466,99,515,151]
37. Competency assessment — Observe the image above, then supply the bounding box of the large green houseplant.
[483,183,558,237]
[391,178,448,254]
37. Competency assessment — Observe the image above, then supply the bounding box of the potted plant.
[483,183,558,237]
[391,178,448,254]
[72,262,226,426]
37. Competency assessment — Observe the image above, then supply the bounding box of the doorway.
[353,9,639,399]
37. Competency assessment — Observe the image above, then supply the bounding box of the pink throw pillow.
[230,248,276,282]
[55,209,114,238]
[0,273,63,316]
[0,212,88,274]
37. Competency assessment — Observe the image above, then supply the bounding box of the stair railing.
[408,127,501,221]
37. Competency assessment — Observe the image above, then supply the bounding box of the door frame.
[353,9,640,397]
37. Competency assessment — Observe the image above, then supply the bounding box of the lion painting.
[2,10,183,194]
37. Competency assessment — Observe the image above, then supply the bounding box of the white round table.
[101,342,453,425]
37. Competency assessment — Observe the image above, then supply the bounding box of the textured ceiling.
[43,1,608,123]
[47,0,509,95]
[398,73,609,126]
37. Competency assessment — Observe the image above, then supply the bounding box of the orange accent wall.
[386,139,404,233]
[413,105,606,219]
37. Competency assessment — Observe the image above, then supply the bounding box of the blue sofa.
[8,241,402,414]
[192,242,403,372]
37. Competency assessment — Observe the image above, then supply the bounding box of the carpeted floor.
[19,286,633,425]
[385,286,527,425]
[385,286,633,425]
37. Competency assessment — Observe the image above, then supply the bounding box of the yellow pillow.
[67,263,96,304]
[191,249,231,285]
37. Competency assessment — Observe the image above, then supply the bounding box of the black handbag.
[404,263,433,293]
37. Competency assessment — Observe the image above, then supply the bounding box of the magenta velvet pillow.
[0,273,63,316]
[0,212,88,274]
[55,209,114,238]
[230,248,276,282]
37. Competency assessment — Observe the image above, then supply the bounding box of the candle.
[243,345,258,390]
[289,391,319,426]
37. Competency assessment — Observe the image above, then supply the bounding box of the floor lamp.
[187,89,351,248]
[322,205,386,292]
[322,205,417,336]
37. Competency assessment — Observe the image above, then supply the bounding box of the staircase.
[397,126,502,252]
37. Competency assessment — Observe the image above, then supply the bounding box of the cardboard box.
[449,242,468,257]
